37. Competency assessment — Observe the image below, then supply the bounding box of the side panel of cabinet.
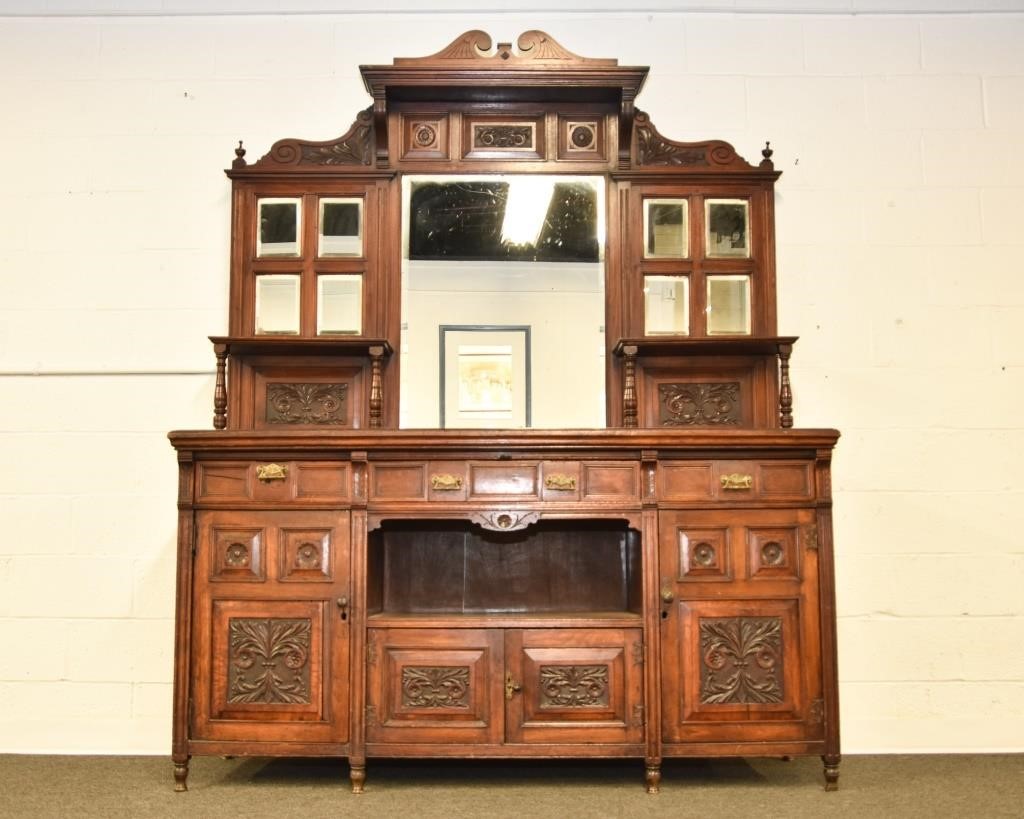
[505,628,644,745]
[191,510,351,744]
[659,508,823,745]
[366,628,504,744]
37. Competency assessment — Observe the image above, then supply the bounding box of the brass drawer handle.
[720,473,753,490]
[505,672,522,701]
[545,474,577,491]
[431,474,463,491]
[256,463,288,483]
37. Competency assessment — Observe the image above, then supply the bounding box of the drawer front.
[660,460,814,502]
[196,461,350,504]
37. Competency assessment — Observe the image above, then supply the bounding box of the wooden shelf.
[209,335,392,357]
[367,611,643,629]
[613,336,797,358]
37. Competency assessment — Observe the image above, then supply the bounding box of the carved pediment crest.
[395,29,615,65]
[253,108,374,167]
[634,111,754,170]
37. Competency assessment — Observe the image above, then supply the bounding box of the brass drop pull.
[256,463,288,482]
[504,672,522,701]
[720,473,753,491]
[336,595,349,620]
[431,474,463,491]
[544,474,577,491]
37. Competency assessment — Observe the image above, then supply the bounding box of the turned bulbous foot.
[173,759,189,792]
[822,754,840,791]
[350,764,366,794]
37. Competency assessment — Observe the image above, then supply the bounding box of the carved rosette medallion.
[295,542,322,570]
[539,665,609,708]
[413,124,438,148]
[569,124,596,150]
[659,383,741,426]
[225,542,250,567]
[692,542,716,567]
[761,541,784,566]
[700,617,783,705]
[474,125,533,150]
[402,666,470,708]
[266,383,347,425]
[228,618,311,704]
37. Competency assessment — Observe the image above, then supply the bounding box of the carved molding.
[469,510,541,532]
[398,29,614,65]
[257,108,373,167]
[266,383,348,425]
[402,666,470,708]
[539,665,609,707]
[700,617,783,705]
[659,382,741,426]
[634,111,752,169]
[228,618,311,705]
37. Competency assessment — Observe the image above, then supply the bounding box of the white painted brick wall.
[1,9,1022,755]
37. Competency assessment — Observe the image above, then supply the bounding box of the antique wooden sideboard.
[169,30,840,794]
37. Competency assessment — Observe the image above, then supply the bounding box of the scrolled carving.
[258,108,373,167]
[228,618,311,704]
[634,111,751,169]
[700,617,783,705]
[539,665,609,707]
[516,29,587,61]
[404,29,611,64]
[402,666,470,708]
[659,383,741,426]
[474,125,533,149]
[469,510,541,532]
[266,383,347,426]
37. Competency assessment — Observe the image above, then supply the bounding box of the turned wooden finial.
[232,140,247,169]
[760,140,774,169]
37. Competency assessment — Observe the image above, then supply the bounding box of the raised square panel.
[295,463,350,501]
[198,464,250,501]
[401,114,450,160]
[678,527,731,582]
[370,463,427,500]
[581,463,640,500]
[279,528,332,583]
[557,115,606,161]
[747,526,800,581]
[468,463,539,499]
[210,527,265,582]
[660,463,714,501]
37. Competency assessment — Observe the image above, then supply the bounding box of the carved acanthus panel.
[700,617,783,705]
[266,383,348,425]
[256,108,373,166]
[634,111,751,169]
[659,382,741,427]
[279,529,332,582]
[539,665,610,708]
[402,666,471,708]
[211,528,264,582]
[228,618,312,704]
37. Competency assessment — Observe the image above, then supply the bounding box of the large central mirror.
[399,174,607,429]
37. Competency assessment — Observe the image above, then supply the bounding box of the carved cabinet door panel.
[659,509,824,745]
[365,628,504,745]
[504,628,644,745]
[190,510,351,744]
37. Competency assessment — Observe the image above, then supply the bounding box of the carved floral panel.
[699,617,783,705]
[228,618,312,704]
[539,665,609,708]
[402,666,471,708]
[659,382,741,426]
[266,383,347,425]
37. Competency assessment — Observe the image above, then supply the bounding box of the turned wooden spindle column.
[213,343,228,430]
[368,345,385,428]
[622,344,638,428]
[778,341,793,429]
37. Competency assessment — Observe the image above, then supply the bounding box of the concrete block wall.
[1,7,1022,753]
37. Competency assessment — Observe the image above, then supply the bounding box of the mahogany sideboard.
[168,30,841,794]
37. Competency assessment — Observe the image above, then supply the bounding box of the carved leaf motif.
[258,109,373,167]
[659,383,741,426]
[267,383,347,425]
[402,666,470,708]
[633,111,747,169]
[700,617,783,705]
[539,665,609,707]
[228,618,311,704]
[474,125,533,149]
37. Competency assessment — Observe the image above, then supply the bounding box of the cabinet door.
[505,628,644,745]
[659,509,824,745]
[191,510,351,744]
[366,628,504,745]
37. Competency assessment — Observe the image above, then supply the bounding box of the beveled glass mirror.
[399,174,606,429]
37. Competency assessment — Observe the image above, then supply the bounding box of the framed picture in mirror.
[439,325,531,428]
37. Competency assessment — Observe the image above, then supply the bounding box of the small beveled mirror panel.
[317,275,362,335]
[644,199,688,259]
[257,198,301,257]
[645,276,689,335]
[705,199,749,259]
[255,275,300,335]
[319,198,363,257]
[706,275,751,335]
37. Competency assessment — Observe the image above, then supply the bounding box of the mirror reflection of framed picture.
[643,198,688,258]
[319,198,363,256]
[257,197,302,257]
[705,199,749,258]
[439,325,531,428]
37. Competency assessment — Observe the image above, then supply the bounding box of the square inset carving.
[747,527,800,580]
[211,527,265,582]
[280,528,332,582]
[558,116,606,161]
[401,114,450,160]
[678,527,731,581]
